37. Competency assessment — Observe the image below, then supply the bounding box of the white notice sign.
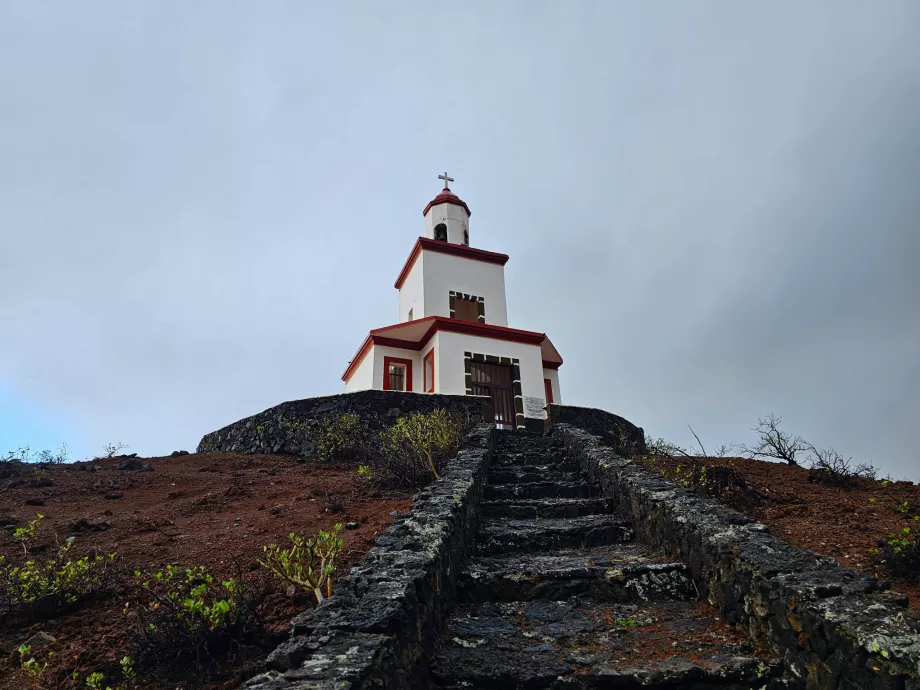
[523,396,547,419]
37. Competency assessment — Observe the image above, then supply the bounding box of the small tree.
[260,525,344,603]
[741,414,807,466]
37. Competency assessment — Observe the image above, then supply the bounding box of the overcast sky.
[1,2,918,478]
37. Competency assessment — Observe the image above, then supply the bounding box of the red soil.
[634,454,920,614]
[0,452,411,688]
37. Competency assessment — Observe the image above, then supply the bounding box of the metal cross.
[438,171,454,189]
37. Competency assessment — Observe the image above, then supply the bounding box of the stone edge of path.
[243,423,496,690]
[554,422,920,689]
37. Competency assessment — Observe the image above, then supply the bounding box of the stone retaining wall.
[546,403,646,457]
[554,423,920,689]
[197,391,493,457]
[243,423,496,689]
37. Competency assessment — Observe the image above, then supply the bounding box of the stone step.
[485,481,600,501]
[431,600,784,689]
[482,497,614,519]
[491,457,578,471]
[477,515,633,555]
[488,468,584,485]
[458,547,694,603]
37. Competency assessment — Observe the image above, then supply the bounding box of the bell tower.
[423,172,471,246]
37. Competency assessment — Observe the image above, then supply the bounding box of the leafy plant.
[125,564,261,672]
[260,524,344,603]
[373,409,469,488]
[13,513,43,552]
[315,413,366,462]
[882,501,920,580]
[18,644,50,683]
[1,515,118,623]
[357,464,372,480]
[19,646,136,690]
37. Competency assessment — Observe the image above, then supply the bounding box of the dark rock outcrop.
[198,390,493,457]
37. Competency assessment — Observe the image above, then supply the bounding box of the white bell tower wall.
[422,251,508,326]
[424,202,470,246]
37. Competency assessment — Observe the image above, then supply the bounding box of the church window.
[408,307,413,321]
[434,223,448,242]
[544,378,554,404]
[463,229,469,245]
[383,357,412,391]
[453,295,479,322]
[423,348,435,392]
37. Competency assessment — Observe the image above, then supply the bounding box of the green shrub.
[260,524,344,603]
[883,501,920,580]
[125,564,261,672]
[315,413,367,462]
[371,409,469,489]
[1,515,118,623]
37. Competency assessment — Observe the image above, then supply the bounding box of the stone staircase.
[430,432,789,689]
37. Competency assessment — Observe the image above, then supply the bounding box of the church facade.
[342,175,563,429]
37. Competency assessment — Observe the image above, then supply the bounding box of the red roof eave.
[342,316,562,382]
[394,238,510,289]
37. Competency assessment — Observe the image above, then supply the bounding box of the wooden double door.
[470,360,516,429]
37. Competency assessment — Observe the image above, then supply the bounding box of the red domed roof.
[422,187,471,217]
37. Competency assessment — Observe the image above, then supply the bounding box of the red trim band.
[343,316,563,381]
[394,238,510,289]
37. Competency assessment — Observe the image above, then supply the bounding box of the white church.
[342,174,563,429]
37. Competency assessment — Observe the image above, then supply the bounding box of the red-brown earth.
[634,454,920,614]
[0,452,411,689]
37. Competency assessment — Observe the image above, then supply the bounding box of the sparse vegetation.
[125,564,262,674]
[260,524,344,603]
[315,412,367,462]
[18,645,136,690]
[99,442,129,459]
[372,409,469,488]
[3,444,70,465]
[740,414,807,466]
[883,501,920,580]
[313,409,470,489]
[806,445,879,488]
[1,515,119,623]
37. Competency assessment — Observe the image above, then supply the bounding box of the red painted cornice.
[394,237,510,289]
[422,188,471,217]
[343,316,562,382]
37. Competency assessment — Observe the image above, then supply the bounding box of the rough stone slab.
[553,423,920,688]
[458,546,693,603]
[488,468,584,485]
[484,480,600,500]
[431,599,783,689]
[477,515,634,555]
[482,497,614,518]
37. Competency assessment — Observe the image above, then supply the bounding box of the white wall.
[543,368,562,405]
[397,252,424,323]
[436,332,545,406]
[344,347,374,392]
[422,251,508,326]
[372,344,423,392]
[424,203,470,245]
